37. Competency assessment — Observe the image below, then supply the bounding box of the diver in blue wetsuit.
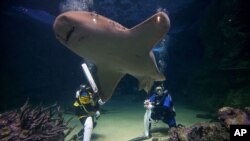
[143,84,176,138]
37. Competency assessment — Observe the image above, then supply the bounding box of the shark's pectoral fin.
[130,12,170,52]
[138,77,155,94]
[95,68,125,101]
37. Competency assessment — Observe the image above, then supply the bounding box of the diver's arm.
[144,99,154,109]
[163,95,171,108]
[76,90,80,98]
[95,110,100,119]
[98,98,105,105]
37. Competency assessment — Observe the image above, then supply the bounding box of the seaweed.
[0,100,71,141]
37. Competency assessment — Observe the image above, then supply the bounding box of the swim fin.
[128,135,151,141]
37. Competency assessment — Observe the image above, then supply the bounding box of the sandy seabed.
[64,95,210,141]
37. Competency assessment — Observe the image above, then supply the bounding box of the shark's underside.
[53,11,170,102]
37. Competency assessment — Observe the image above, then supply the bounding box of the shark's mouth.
[65,26,75,42]
[56,26,75,44]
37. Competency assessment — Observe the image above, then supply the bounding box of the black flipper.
[128,135,151,141]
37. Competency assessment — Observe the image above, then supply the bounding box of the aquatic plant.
[0,100,72,141]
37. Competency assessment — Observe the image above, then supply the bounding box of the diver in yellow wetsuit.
[73,84,100,141]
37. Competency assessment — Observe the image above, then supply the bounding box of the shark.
[53,11,170,102]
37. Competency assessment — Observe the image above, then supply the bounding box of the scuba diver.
[143,83,177,139]
[72,84,100,141]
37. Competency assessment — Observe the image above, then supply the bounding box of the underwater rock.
[168,107,250,141]
[0,100,70,141]
[244,107,250,115]
[168,122,229,141]
[218,106,250,128]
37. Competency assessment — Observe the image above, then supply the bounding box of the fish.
[53,11,170,102]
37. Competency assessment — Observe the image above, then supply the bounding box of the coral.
[0,100,70,141]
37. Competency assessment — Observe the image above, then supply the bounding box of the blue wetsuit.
[149,91,176,127]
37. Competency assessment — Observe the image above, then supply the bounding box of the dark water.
[0,0,249,112]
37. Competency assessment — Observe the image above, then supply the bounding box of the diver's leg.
[76,128,84,139]
[83,116,93,141]
[74,117,87,140]
[92,116,97,128]
[144,109,152,137]
[167,118,177,128]
[163,111,176,128]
